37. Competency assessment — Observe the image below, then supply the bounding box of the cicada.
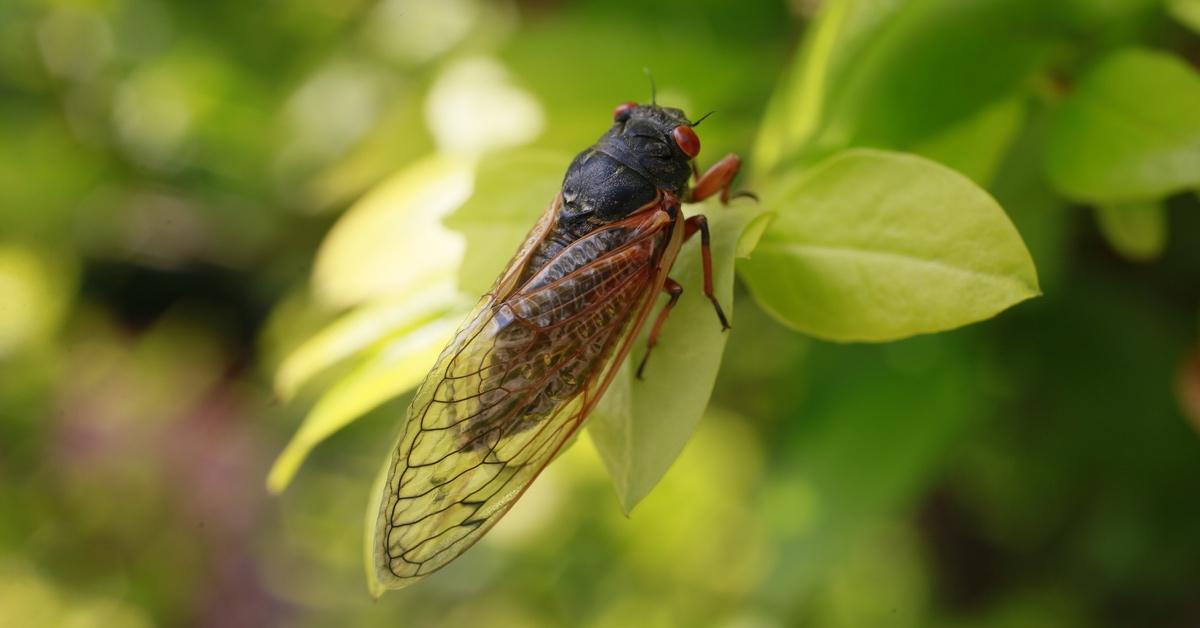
[372,98,746,588]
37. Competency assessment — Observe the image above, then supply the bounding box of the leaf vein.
[757,240,1032,288]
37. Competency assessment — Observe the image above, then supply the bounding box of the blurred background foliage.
[2,0,1200,626]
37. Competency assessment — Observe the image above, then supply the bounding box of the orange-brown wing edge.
[491,193,563,301]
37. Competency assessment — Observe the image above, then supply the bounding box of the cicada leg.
[637,161,746,380]
[683,215,730,331]
[635,278,683,380]
[634,213,732,380]
[686,154,756,204]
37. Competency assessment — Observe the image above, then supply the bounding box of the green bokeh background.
[2,0,1199,626]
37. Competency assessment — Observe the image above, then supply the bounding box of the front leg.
[686,154,750,204]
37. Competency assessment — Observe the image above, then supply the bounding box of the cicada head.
[605,103,700,183]
[610,103,698,187]
[561,101,707,225]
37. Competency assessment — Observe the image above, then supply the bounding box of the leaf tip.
[264,465,292,495]
[366,574,387,600]
[265,441,310,495]
[735,210,776,259]
[615,484,652,517]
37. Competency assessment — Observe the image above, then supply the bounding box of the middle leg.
[684,215,730,331]
[635,278,683,380]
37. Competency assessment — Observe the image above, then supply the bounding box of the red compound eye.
[672,125,700,158]
[613,101,637,122]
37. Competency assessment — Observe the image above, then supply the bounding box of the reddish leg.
[636,278,683,380]
[683,215,731,331]
[635,156,743,380]
[686,154,746,204]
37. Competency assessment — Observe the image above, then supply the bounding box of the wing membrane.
[372,197,681,587]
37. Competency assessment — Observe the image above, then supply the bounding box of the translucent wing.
[372,194,681,587]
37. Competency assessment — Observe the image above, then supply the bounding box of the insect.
[372,95,747,588]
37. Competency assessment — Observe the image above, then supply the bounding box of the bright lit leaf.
[267,313,462,493]
[1044,48,1200,204]
[312,156,471,308]
[270,155,477,493]
[443,148,569,294]
[739,149,1039,342]
[274,280,461,400]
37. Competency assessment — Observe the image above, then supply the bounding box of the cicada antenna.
[690,110,717,127]
[643,68,657,106]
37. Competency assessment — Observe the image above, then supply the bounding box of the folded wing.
[372,198,678,587]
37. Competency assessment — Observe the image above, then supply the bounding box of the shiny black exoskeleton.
[560,104,696,228]
[522,103,705,277]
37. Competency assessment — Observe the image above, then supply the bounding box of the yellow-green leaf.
[312,156,472,308]
[274,280,461,400]
[267,315,460,493]
[443,149,569,295]
[1044,48,1200,204]
[739,149,1039,342]
[736,211,776,259]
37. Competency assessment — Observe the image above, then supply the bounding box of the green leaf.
[737,211,776,259]
[270,155,479,492]
[755,0,1057,176]
[312,156,472,308]
[588,199,761,514]
[739,149,1039,342]
[274,280,461,401]
[910,95,1026,186]
[266,314,460,493]
[752,0,907,174]
[1095,201,1167,261]
[1044,48,1200,204]
[1168,0,1200,34]
[443,149,570,295]
[813,0,1053,154]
